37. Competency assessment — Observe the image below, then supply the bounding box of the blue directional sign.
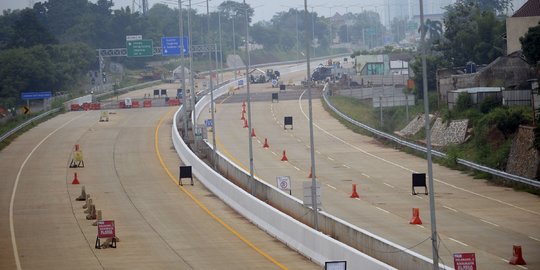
[21,91,52,100]
[205,119,213,127]
[161,36,189,56]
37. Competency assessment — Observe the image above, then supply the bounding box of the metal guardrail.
[322,84,540,189]
[1,79,164,144]
[0,108,61,144]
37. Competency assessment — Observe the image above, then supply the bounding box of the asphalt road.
[200,70,540,270]
[0,82,320,269]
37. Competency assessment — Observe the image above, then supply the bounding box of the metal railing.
[0,108,61,144]
[322,84,540,189]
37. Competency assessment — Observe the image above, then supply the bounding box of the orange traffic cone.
[251,128,256,137]
[72,172,80,185]
[241,111,245,120]
[243,119,248,128]
[409,208,422,225]
[75,144,80,151]
[281,150,288,161]
[263,138,269,148]
[308,167,312,178]
[509,245,526,265]
[350,184,360,198]
[242,101,246,107]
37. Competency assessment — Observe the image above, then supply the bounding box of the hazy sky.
[1,0,390,23]
[0,0,528,23]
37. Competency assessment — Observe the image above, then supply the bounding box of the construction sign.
[97,220,116,238]
[453,253,476,270]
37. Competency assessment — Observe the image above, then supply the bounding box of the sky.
[0,0,529,23]
[0,0,394,23]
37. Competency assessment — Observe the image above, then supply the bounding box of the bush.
[479,95,501,113]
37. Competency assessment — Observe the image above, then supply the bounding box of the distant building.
[506,0,540,55]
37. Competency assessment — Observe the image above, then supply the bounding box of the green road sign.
[127,39,153,57]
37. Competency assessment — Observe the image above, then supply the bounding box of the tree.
[473,0,512,13]
[410,55,446,99]
[441,1,505,66]
[390,17,407,43]
[520,23,540,66]
[0,9,56,50]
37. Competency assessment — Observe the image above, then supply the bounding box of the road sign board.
[205,119,213,127]
[21,91,52,100]
[276,176,291,191]
[453,253,476,270]
[126,35,142,41]
[127,39,153,57]
[97,220,116,238]
[161,36,189,56]
[22,106,30,115]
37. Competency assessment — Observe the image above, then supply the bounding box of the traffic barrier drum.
[119,101,126,109]
[132,101,140,108]
[82,103,91,111]
[71,104,81,111]
[143,100,152,108]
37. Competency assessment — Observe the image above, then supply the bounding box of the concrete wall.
[506,125,540,179]
[506,16,540,55]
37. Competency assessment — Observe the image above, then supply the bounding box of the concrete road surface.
[0,83,321,269]
[200,71,540,270]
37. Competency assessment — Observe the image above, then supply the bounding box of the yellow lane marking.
[155,109,287,270]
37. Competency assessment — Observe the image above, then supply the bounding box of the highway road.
[201,69,540,269]
[0,83,320,269]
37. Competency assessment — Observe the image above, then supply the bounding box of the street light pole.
[304,0,319,231]
[206,0,217,169]
[178,0,188,140]
[419,0,439,268]
[232,15,237,80]
[188,0,196,141]
[243,0,255,196]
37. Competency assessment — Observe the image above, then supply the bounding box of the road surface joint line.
[297,89,539,216]
[449,237,469,247]
[155,109,288,270]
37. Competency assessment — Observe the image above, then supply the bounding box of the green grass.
[323,92,540,194]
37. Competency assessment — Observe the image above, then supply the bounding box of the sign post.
[126,39,153,57]
[95,220,116,249]
[161,36,189,56]
[453,253,476,270]
[276,176,291,195]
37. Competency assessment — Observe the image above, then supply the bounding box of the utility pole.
[243,0,255,196]
[420,0,440,268]
[304,0,319,231]
[178,0,189,140]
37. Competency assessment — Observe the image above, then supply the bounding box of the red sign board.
[97,220,115,238]
[454,253,476,270]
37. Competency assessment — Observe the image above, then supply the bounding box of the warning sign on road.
[453,253,476,270]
